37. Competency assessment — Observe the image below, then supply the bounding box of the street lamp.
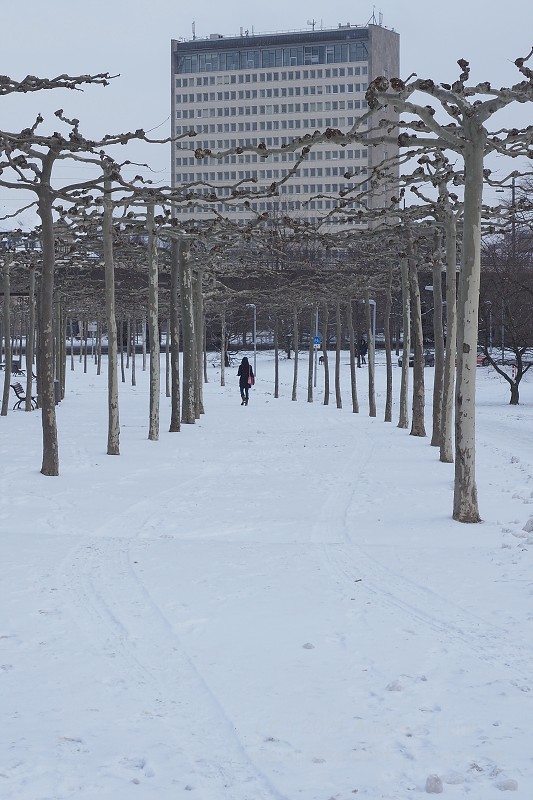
[484,300,493,353]
[361,298,376,344]
[246,303,257,377]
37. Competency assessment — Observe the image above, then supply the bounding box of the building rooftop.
[176,19,396,46]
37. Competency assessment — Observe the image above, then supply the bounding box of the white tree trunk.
[25,266,36,411]
[335,299,342,409]
[179,239,196,424]
[409,251,426,437]
[193,269,204,417]
[384,270,393,423]
[274,313,279,399]
[307,306,314,402]
[169,240,181,433]
[453,138,483,522]
[431,238,444,447]
[346,298,359,413]
[103,176,120,455]
[147,203,160,441]
[440,212,457,464]
[37,178,59,475]
[365,289,376,418]
[220,306,226,387]
[1,255,12,416]
[291,305,298,401]
[398,256,411,429]
[321,302,330,405]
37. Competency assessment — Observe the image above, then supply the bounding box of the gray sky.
[1,0,532,221]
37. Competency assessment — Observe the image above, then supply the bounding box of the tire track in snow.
[308,413,533,687]
[322,543,533,688]
[310,419,376,543]
[59,538,288,800]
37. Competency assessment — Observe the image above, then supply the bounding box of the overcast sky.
[1,0,531,223]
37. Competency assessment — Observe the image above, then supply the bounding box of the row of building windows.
[175,182,367,196]
[176,164,367,180]
[176,201,364,218]
[177,100,368,118]
[175,66,367,87]
[176,83,367,103]
[176,41,369,74]
[176,149,368,166]
[175,115,367,135]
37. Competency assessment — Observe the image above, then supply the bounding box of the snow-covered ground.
[1,352,532,799]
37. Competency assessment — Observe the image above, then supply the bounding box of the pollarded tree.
[365,53,533,522]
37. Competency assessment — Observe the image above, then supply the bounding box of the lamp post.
[313,305,319,388]
[246,303,257,376]
[360,298,376,344]
[484,300,493,353]
[501,299,505,365]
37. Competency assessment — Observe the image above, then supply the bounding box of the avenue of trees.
[2,51,533,524]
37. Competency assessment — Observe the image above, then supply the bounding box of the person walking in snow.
[359,337,368,365]
[237,356,254,406]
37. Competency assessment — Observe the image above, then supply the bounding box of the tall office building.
[171,21,399,225]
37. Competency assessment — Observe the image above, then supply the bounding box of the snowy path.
[58,538,287,799]
[2,357,533,798]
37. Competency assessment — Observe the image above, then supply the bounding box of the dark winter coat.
[237,358,254,388]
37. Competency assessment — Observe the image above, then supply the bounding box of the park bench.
[1,362,25,376]
[10,382,37,410]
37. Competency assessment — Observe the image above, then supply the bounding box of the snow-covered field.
[1,352,532,799]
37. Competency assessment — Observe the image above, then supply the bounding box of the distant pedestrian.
[359,337,368,365]
[237,356,254,406]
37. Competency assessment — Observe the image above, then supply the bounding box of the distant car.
[398,350,435,367]
[477,348,491,366]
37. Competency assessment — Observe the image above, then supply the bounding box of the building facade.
[171,23,399,226]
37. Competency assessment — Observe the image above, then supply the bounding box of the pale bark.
[409,250,426,437]
[274,313,279,398]
[291,305,298,401]
[179,239,196,424]
[1,255,12,416]
[126,317,131,371]
[346,298,359,413]
[83,320,88,374]
[335,300,342,409]
[193,269,204,417]
[142,316,147,371]
[365,290,376,418]
[147,203,160,441]
[431,238,445,447]
[120,320,125,384]
[440,212,457,464]
[25,266,36,411]
[131,321,136,387]
[103,175,120,455]
[165,318,171,398]
[37,173,59,475]
[203,321,208,385]
[169,240,181,433]
[69,317,75,372]
[220,306,226,387]
[96,319,102,376]
[398,257,411,429]
[384,269,393,423]
[321,302,330,405]
[307,307,314,403]
[453,137,483,522]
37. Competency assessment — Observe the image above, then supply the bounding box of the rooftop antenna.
[367,5,377,25]
[192,21,196,40]
[307,18,317,31]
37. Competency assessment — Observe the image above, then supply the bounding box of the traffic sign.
[313,336,321,345]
